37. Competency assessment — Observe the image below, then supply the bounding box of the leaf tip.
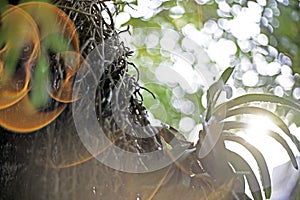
[264,186,271,199]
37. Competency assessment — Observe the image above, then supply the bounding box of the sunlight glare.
[244,116,292,168]
[228,115,299,199]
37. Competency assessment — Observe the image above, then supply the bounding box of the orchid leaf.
[206,67,234,120]
[223,121,298,169]
[223,132,271,199]
[226,150,263,200]
[225,106,300,151]
[217,93,300,113]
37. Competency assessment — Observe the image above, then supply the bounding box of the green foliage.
[143,83,180,126]
[86,0,300,198]
[205,67,233,120]
[275,2,300,74]
[0,0,8,13]
[42,33,74,52]
[30,53,50,108]
[122,0,300,194]
[0,1,74,109]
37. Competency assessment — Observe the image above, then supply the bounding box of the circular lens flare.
[0,2,80,133]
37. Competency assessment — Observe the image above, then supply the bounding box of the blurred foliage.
[275,0,300,74]
[0,1,80,132]
[118,0,209,132]
[117,0,300,198]
[123,0,202,30]
[1,0,299,198]
[118,0,300,131]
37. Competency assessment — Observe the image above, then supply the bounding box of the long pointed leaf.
[159,126,191,148]
[206,81,223,121]
[206,67,234,120]
[221,67,234,83]
[226,150,263,200]
[217,93,300,113]
[225,106,300,151]
[223,121,298,169]
[223,133,271,199]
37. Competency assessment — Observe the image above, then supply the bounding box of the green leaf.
[223,133,271,199]
[225,106,300,152]
[0,0,8,13]
[29,53,50,109]
[221,67,234,83]
[223,121,298,169]
[206,67,234,121]
[143,83,182,127]
[159,126,191,148]
[42,33,73,53]
[275,4,300,74]
[226,150,263,200]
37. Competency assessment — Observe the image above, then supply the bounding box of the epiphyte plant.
[196,67,300,199]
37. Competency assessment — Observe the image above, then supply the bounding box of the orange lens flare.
[0,2,81,133]
[0,65,31,109]
[47,51,85,103]
[47,137,118,169]
[0,95,67,133]
[0,5,39,109]
[19,2,79,52]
